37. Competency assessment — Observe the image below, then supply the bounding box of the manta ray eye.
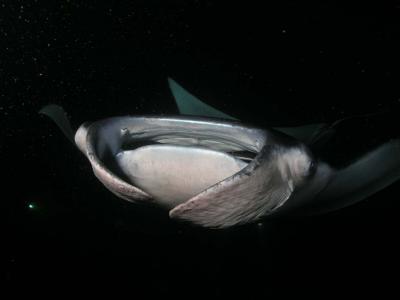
[308,160,317,176]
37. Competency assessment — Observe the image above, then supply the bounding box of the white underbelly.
[115,145,247,208]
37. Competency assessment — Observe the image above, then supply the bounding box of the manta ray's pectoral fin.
[39,104,75,144]
[168,77,238,120]
[169,146,295,228]
[302,140,400,215]
[168,77,329,144]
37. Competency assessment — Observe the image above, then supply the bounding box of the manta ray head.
[74,116,271,211]
[72,114,324,227]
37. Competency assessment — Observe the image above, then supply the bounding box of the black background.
[2,0,400,297]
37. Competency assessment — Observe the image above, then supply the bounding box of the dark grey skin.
[39,79,400,228]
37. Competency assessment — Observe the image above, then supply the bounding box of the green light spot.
[28,203,35,209]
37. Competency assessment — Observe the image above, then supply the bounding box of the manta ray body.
[40,78,400,228]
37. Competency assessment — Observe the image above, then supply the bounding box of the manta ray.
[39,78,400,228]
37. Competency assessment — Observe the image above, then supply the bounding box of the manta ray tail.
[307,140,400,214]
[39,104,75,144]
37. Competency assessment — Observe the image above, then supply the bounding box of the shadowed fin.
[39,104,75,144]
[302,109,393,148]
[307,127,336,150]
[168,77,238,120]
[276,123,328,144]
[302,140,400,215]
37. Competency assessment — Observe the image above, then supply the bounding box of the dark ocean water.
[3,1,400,296]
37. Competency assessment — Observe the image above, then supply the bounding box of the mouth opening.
[120,130,258,163]
[90,118,266,208]
[104,130,258,207]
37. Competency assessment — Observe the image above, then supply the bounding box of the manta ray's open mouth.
[82,116,267,209]
[109,129,259,208]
